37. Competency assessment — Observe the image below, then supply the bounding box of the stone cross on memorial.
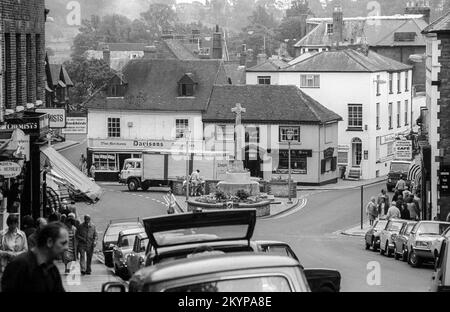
[231,103,246,161]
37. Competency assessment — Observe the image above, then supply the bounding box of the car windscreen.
[417,223,450,236]
[119,234,139,248]
[375,221,388,230]
[387,222,403,232]
[405,224,415,235]
[154,225,248,247]
[390,163,410,172]
[162,276,292,292]
[104,224,141,243]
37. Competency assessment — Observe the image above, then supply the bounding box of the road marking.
[271,198,308,220]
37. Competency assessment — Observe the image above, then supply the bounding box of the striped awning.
[407,163,422,190]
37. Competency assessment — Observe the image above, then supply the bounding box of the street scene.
[1,0,450,294]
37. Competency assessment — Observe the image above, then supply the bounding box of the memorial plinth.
[216,160,260,196]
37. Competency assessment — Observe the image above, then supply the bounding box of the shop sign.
[440,167,450,194]
[62,117,87,134]
[0,161,22,178]
[89,138,204,151]
[323,147,334,159]
[394,140,413,160]
[36,108,66,128]
[381,134,396,145]
[1,112,49,137]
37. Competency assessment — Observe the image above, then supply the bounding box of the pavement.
[298,176,388,191]
[339,221,371,237]
[56,253,122,292]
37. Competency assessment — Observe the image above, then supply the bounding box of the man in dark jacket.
[76,215,97,275]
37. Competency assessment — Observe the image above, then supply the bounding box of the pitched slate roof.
[163,39,198,60]
[223,63,246,84]
[99,43,148,51]
[295,15,428,48]
[48,64,74,87]
[85,59,228,112]
[247,59,290,72]
[423,11,450,34]
[284,49,412,73]
[204,85,342,124]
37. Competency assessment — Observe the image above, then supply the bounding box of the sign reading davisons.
[36,108,66,128]
[0,161,22,178]
[62,117,87,134]
[394,140,413,160]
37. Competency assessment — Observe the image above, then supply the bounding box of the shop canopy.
[41,146,103,202]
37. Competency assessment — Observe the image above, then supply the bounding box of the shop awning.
[41,146,103,202]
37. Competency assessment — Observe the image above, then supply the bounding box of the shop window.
[321,157,337,174]
[277,150,307,174]
[93,153,117,171]
[279,126,300,142]
[108,118,121,138]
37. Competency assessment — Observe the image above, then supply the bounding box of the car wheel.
[114,263,119,276]
[408,249,422,268]
[365,241,370,250]
[128,179,139,192]
[385,241,392,257]
[380,241,385,255]
[372,238,378,252]
[402,246,408,262]
[394,245,399,260]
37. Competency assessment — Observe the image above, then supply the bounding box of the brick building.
[421,11,450,221]
[0,0,47,116]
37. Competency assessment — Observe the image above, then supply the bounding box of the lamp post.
[185,129,191,202]
[286,129,295,204]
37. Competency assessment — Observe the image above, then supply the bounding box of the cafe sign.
[0,161,22,178]
[394,140,413,160]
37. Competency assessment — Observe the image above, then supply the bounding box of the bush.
[214,190,228,201]
[236,189,250,201]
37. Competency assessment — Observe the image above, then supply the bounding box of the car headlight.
[415,241,430,248]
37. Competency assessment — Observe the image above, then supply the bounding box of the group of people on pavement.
[184,169,205,196]
[366,175,422,225]
[0,204,98,292]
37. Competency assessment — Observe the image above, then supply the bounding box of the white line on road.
[270,197,308,220]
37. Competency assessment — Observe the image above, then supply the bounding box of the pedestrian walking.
[386,201,401,220]
[0,215,28,288]
[377,189,390,217]
[28,218,48,249]
[76,215,97,275]
[366,197,378,226]
[89,164,96,180]
[395,175,406,192]
[400,202,410,220]
[1,222,68,292]
[63,215,78,274]
[22,215,36,239]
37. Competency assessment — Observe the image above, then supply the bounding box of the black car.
[138,209,341,292]
[102,218,143,267]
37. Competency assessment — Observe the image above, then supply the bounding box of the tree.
[63,56,116,107]
[141,3,178,37]
[275,17,305,57]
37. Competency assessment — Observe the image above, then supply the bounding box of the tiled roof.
[295,15,428,48]
[204,85,342,124]
[223,63,246,84]
[99,43,148,51]
[85,59,228,112]
[284,49,412,72]
[247,59,290,72]
[48,64,73,87]
[423,11,450,33]
[163,39,198,60]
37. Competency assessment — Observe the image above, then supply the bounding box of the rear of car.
[386,161,412,192]
[129,253,310,292]
[113,228,146,279]
[380,219,406,257]
[102,219,143,267]
[408,221,450,267]
[365,219,388,251]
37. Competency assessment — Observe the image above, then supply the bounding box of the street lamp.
[185,129,191,201]
[286,129,295,204]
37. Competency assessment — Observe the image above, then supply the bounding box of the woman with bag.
[63,214,78,274]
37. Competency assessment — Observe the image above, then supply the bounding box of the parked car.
[393,221,417,261]
[112,227,146,279]
[365,219,389,251]
[430,237,450,292]
[407,221,450,268]
[379,219,408,257]
[103,253,311,292]
[102,218,143,267]
[126,233,149,278]
[430,226,450,262]
[134,209,340,292]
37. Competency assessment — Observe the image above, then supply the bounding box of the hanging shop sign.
[36,108,66,128]
[0,161,22,178]
[394,140,413,161]
[62,117,87,134]
[324,147,335,159]
[2,112,49,137]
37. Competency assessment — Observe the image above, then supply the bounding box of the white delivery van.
[119,149,229,191]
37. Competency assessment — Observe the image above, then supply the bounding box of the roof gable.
[423,11,450,34]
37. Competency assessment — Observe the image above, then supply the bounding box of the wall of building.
[247,70,413,179]
[0,0,46,111]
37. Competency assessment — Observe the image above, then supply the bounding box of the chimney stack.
[405,1,431,24]
[212,25,223,60]
[144,46,157,59]
[332,6,344,47]
[103,46,111,66]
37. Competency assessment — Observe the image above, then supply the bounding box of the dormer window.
[178,73,197,97]
[107,74,127,97]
